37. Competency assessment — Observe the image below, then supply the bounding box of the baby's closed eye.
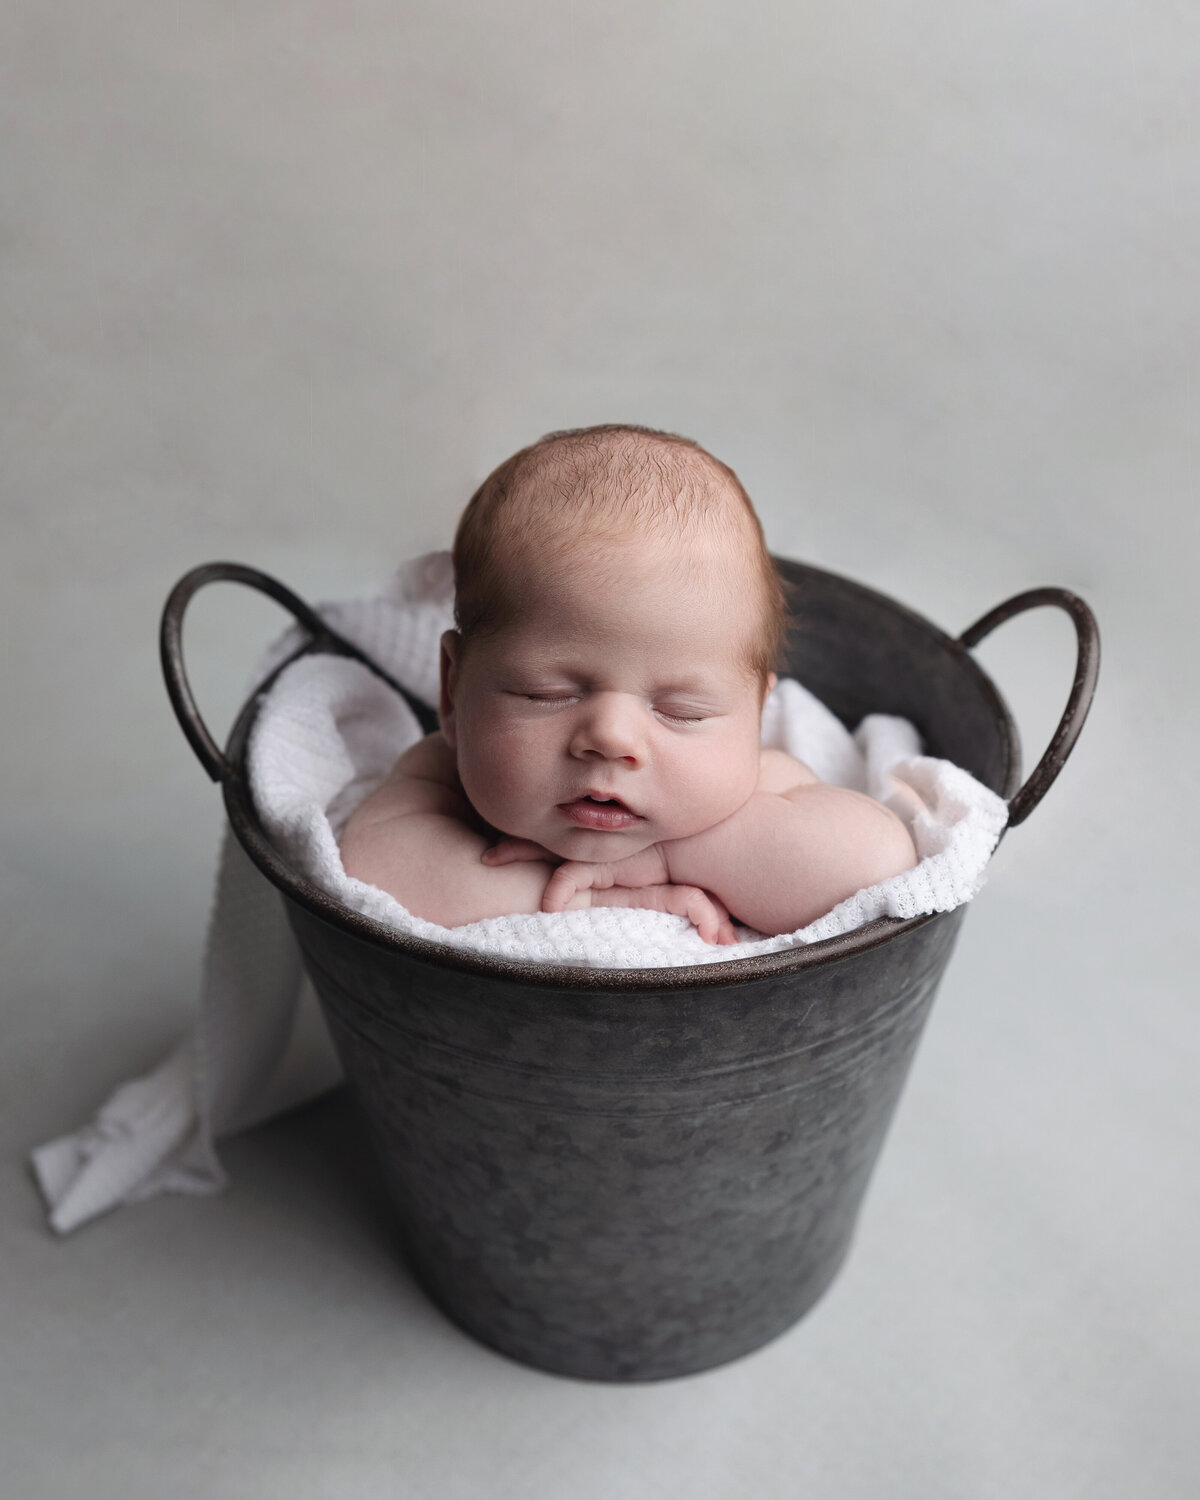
[508,688,717,723]
[654,705,711,724]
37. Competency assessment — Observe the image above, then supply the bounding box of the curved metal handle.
[958,587,1100,827]
[160,561,435,784]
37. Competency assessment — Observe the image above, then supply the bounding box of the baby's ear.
[763,671,778,704]
[439,630,461,746]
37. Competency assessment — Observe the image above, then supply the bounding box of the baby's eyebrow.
[501,657,728,700]
[651,687,730,710]
[652,676,716,695]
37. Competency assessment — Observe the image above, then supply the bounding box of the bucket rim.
[221,556,1018,993]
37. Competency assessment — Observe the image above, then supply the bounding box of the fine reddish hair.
[451,425,787,682]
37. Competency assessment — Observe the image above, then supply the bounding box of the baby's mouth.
[557,794,643,831]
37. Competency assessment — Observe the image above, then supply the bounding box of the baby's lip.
[570,790,635,812]
[557,793,643,830]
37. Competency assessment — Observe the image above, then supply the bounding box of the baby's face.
[441,537,770,862]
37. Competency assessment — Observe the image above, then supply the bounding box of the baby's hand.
[540,848,737,944]
[480,838,556,866]
[482,840,734,943]
[585,883,738,945]
[539,846,672,912]
[482,839,672,896]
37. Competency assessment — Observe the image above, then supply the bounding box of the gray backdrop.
[3,3,1196,1497]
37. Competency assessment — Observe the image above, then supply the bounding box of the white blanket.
[31,554,1008,1233]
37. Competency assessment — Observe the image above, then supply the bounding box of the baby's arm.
[339,733,558,927]
[541,750,917,936]
[661,780,917,933]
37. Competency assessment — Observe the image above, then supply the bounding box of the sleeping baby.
[338,424,917,943]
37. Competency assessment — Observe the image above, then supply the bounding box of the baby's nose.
[569,694,646,764]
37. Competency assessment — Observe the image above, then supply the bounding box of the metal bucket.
[161,559,1099,1381]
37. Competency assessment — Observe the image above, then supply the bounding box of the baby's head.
[452,425,784,684]
[441,425,786,859]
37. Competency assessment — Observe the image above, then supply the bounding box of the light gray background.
[3,3,1196,1496]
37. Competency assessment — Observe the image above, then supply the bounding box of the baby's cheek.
[724,742,762,805]
[457,760,520,830]
[668,745,759,835]
[458,723,543,810]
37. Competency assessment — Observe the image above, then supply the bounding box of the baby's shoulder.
[757,748,820,794]
[352,732,471,827]
[393,729,459,787]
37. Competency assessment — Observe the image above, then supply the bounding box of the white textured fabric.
[31,553,1008,1232]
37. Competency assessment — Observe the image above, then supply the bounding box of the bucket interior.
[774,558,1018,795]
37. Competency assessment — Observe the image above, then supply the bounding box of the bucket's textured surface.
[210,556,1048,1380]
[290,902,964,1380]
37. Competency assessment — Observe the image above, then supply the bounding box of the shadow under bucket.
[162,558,1099,1381]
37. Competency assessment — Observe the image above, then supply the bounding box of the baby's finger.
[685,887,737,946]
[700,903,737,945]
[482,838,553,866]
[542,864,584,912]
[708,894,738,946]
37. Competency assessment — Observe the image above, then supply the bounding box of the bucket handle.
[957,587,1100,827]
[160,561,437,784]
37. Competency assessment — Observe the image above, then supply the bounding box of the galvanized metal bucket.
[161,559,1098,1381]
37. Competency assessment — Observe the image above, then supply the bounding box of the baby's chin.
[541,824,661,863]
